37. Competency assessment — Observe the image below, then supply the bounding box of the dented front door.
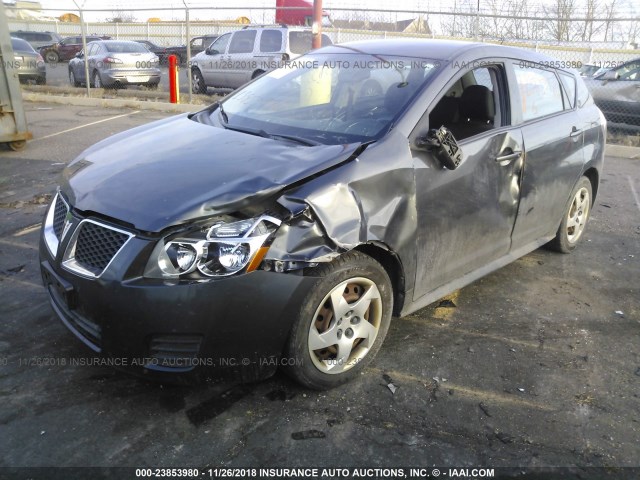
[412,129,524,301]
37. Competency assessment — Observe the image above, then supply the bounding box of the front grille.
[52,195,68,239]
[62,219,133,278]
[74,222,129,273]
[148,335,203,371]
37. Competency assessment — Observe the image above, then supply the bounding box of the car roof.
[320,38,564,66]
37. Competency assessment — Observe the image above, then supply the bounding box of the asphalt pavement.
[0,101,639,478]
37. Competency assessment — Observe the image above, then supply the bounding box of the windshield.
[217,52,439,145]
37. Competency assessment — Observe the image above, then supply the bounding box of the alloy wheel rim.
[308,277,382,375]
[567,187,590,243]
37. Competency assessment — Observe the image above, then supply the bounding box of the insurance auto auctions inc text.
[206,468,495,478]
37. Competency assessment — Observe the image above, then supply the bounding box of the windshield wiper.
[269,133,321,146]
[224,124,320,146]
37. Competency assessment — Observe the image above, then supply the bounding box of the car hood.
[61,114,362,233]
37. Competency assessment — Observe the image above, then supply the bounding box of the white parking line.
[33,111,140,141]
[629,175,640,213]
[0,239,38,250]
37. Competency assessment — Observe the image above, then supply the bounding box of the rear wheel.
[548,176,592,253]
[191,69,206,94]
[283,251,393,390]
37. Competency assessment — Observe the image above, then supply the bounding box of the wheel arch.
[582,167,599,203]
[352,243,405,317]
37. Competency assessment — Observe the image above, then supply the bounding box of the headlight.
[145,215,281,279]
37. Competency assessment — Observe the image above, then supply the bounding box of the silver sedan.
[68,40,160,89]
[11,37,46,85]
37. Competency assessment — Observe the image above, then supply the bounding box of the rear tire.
[283,251,393,390]
[547,176,592,253]
[252,69,265,79]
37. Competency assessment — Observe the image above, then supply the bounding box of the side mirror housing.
[205,48,219,56]
[75,51,83,58]
[414,127,463,170]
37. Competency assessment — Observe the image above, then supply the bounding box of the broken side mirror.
[414,126,463,170]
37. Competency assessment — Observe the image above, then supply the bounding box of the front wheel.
[548,176,593,253]
[283,251,393,390]
[191,69,206,94]
[92,70,102,89]
[69,70,79,87]
[44,51,59,63]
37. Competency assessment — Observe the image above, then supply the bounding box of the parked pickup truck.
[165,34,219,65]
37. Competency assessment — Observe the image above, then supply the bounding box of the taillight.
[103,56,122,64]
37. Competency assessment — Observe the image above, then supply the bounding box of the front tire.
[69,70,79,87]
[548,176,592,253]
[191,69,206,94]
[45,51,59,63]
[92,70,103,89]
[283,251,393,390]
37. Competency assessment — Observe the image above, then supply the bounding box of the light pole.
[73,0,90,97]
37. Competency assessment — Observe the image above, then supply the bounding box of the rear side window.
[288,31,331,54]
[228,30,257,54]
[260,30,283,52]
[514,66,564,121]
[558,72,576,109]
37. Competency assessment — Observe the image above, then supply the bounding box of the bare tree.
[602,0,618,41]
[543,0,578,41]
[106,10,137,23]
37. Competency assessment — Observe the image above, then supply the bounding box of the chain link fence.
[5,4,640,140]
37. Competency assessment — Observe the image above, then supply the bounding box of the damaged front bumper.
[39,230,317,383]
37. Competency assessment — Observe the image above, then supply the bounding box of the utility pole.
[312,0,323,49]
[183,0,191,103]
[73,1,90,97]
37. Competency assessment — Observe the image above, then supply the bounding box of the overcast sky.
[28,0,640,21]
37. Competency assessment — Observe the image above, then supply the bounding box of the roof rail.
[242,23,289,29]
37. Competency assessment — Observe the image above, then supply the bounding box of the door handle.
[570,126,583,137]
[495,150,522,164]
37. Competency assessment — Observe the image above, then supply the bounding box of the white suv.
[189,25,332,93]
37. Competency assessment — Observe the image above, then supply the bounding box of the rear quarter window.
[558,72,576,109]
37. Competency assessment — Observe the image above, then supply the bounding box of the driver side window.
[429,65,504,141]
[209,34,231,55]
